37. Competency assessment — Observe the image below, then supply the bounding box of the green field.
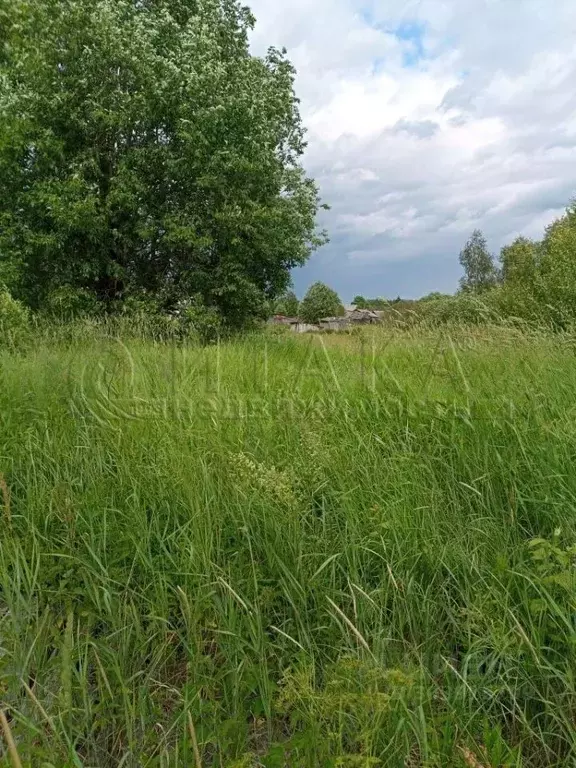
[2,327,576,766]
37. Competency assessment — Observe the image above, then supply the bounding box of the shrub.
[265,322,292,337]
[490,283,550,327]
[178,295,223,344]
[111,292,181,341]
[45,286,102,320]
[0,287,30,349]
[117,291,162,318]
[416,292,501,326]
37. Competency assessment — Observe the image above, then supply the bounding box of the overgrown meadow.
[2,326,576,766]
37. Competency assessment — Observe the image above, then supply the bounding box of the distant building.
[268,315,320,333]
[346,308,380,324]
[269,314,298,326]
[269,309,379,333]
[294,322,320,333]
[319,316,350,331]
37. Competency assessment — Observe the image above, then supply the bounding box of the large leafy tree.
[459,230,499,294]
[299,281,344,323]
[0,0,325,326]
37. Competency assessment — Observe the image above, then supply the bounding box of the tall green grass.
[1,327,576,766]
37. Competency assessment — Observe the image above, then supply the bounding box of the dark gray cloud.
[249,0,576,300]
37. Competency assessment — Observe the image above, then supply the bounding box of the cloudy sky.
[248,0,576,300]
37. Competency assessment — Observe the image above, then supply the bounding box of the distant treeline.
[345,200,576,329]
[415,200,576,328]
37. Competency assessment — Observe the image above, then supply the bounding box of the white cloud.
[248,0,576,298]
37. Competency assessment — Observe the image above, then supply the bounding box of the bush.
[45,286,102,321]
[490,283,550,327]
[265,322,292,337]
[178,295,223,344]
[111,292,181,341]
[416,292,501,326]
[117,292,162,318]
[416,286,557,331]
[0,287,30,349]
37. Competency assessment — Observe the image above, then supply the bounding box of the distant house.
[294,322,320,333]
[319,316,350,331]
[346,308,380,324]
[268,315,320,333]
[269,310,379,333]
[269,314,298,326]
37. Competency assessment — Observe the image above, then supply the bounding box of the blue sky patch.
[359,11,428,67]
[392,21,427,67]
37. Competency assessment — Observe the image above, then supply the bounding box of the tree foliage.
[274,290,299,317]
[537,207,576,326]
[459,230,499,294]
[353,295,393,310]
[420,291,452,302]
[299,282,343,323]
[0,0,325,327]
[414,202,576,329]
[500,237,538,286]
[0,286,30,348]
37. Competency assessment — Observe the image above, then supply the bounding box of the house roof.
[272,315,299,323]
[346,308,379,320]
